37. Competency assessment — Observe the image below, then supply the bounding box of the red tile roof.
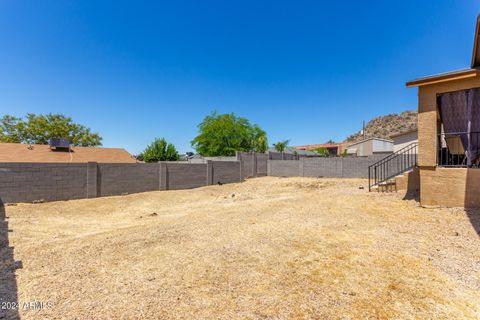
[0,143,137,163]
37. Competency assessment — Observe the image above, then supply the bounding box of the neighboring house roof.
[389,128,418,139]
[0,143,137,163]
[268,147,317,156]
[407,15,480,87]
[346,138,393,149]
[293,142,347,150]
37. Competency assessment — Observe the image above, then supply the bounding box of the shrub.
[141,138,179,162]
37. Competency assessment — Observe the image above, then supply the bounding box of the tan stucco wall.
[395,167,420,192]
[420,167,480,207]
[418,76,480,166]
[416,76,480,207]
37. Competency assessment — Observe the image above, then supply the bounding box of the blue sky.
[1,1,479,154]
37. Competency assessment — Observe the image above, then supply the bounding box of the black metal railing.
[437,131,480,167]
[368,142,418,191]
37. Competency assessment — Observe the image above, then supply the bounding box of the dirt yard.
[1,177,480,319]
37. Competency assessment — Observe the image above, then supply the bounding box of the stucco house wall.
[392,131,418,152]
[372,139,394,154]
[346,138,393,156]
[416,76,480,207]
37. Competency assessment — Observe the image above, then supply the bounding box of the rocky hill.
[346,110,417,142]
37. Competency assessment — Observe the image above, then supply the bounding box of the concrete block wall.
[98,163,160,197]
[342,155,387,178]
[268,152,299,160]
[0,160,243,203]
[212,161,241,184]
[0,163,88,203]
[0,154,394,204]
[256,153,268,176]
[268,160,301,177]
[236,152,268,178]
[269,155,388,178]
[303,157,343,177]
[165,163,208,190]
[188,156,237,163]
[237,152,254,179]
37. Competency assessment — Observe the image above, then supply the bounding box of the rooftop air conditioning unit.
[49,138,71,150]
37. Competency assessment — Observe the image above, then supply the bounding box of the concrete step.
[379,180,396,186]
[370,167,419,193]
[372,179,397,192]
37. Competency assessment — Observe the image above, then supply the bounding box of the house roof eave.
[408,15,480,88]
[389,128,418,138]
[346,137,393,149]
[406,68,479,88]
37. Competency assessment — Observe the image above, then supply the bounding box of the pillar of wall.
[159,162,168,191]
[86,162,98,198]
[206,160,213,185]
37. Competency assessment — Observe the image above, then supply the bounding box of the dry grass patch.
[2,177,480,319]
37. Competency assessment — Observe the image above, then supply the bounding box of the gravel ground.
[1,177,479,319]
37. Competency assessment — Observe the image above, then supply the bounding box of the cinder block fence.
[0,161,243,203]
[0,152,389,203]
[236,151,268,179]
[268,155,387,178]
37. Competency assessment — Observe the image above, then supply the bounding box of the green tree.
[191,112,268,156]
[141,138,180,162]
[273,140,289,152]
[0,113,102,146]
[253,126,268,153]
[0,115,24,143]
[325,139,335,144]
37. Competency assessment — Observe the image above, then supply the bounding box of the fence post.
[236,151,244,180]
[159,162,168,190]
[239,159,243,181]
[299,158,304,177]
[206,160,213,185]
[253,152,258,177]
[86,162,98,198]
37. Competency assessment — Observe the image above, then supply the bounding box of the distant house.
[269,146,317,156]
[293,142,348,156]
[345,138,393,156]
[0,143,137,163]
[184,154,238,163]
[390,129,418,152]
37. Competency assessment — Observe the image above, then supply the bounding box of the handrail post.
[368,166,372,192]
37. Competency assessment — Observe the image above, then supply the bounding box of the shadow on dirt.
[0,200,20,320]
[465,208,480,237]
[402,190,420,202]
[465,169,480,237]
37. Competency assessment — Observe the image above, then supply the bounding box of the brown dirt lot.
[1,177,480,319]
